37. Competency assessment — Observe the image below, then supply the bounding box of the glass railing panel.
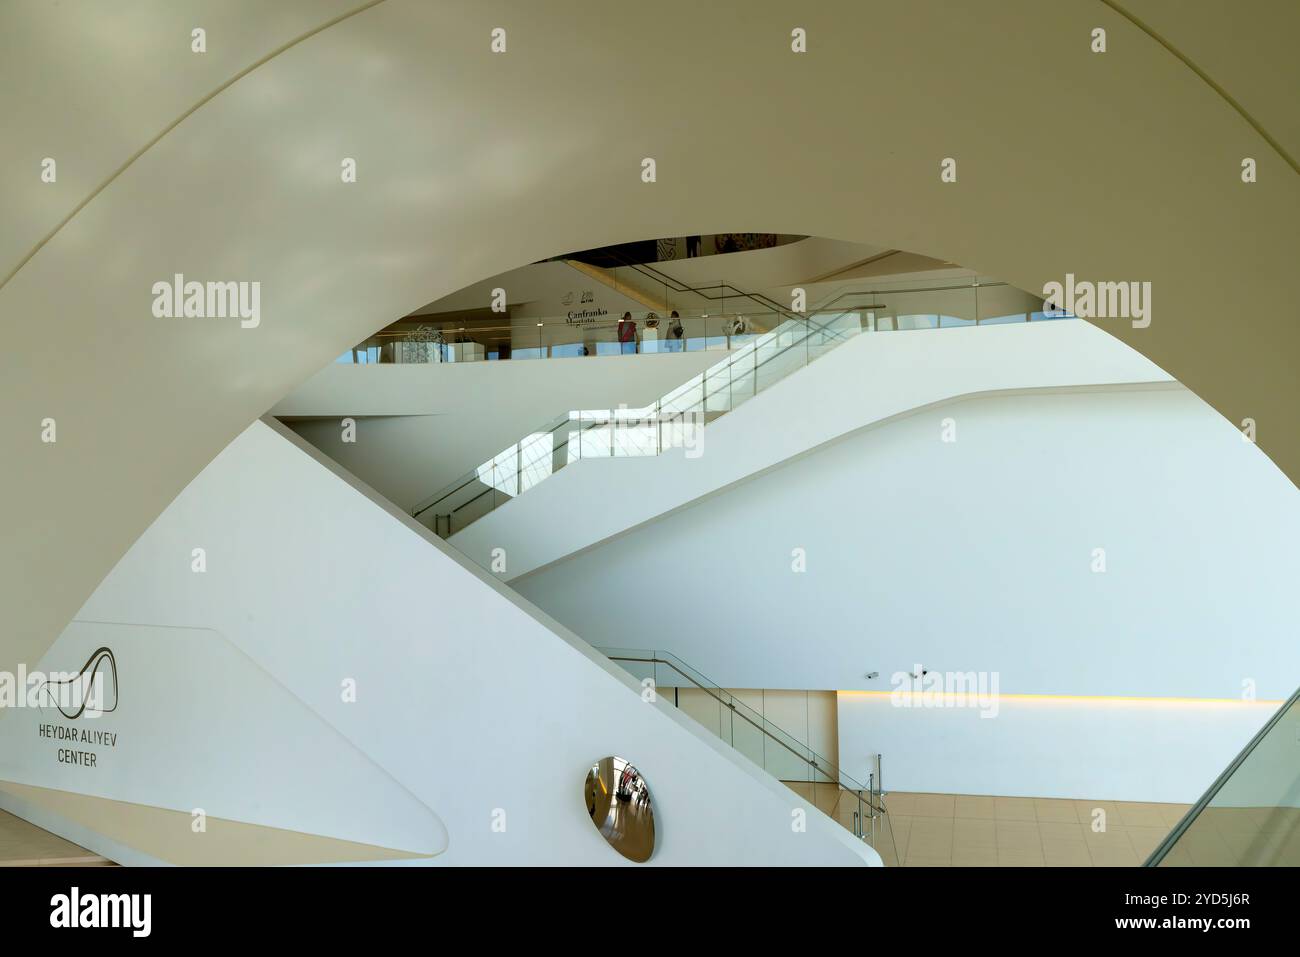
[735,696,809,778]
[417,478,487,526]
[677,684,724,742]
[1150,691,1300,866]
[748,323,787,377]
[698,336,757,406]
[516,432,555,493]
[651,651,863,788]
[759,717,817,783]
[722,336,761,402]
[446,481,497,535]
[801,314,856,365]
[726,381,757,415]
[609,406,657,457]
[660,373,705,415]
[414,276,1048,537]
[873,802,901,865]
[702,677,834,780]
[707,348,764,413]
[657,411,699,454]
[346,276,1041,364]
[728,691,768,771]
[702,362,734,414]
[810,778,832,821]
[818,776,846,820]
[566,411,609,460]
[556,417,584,465]
[599,647,893,860]
[479,446,519,497]
[754,326,812,392]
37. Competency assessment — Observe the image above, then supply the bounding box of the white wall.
[0,620,449,858]
[517,387,1300,701]
[516,383,1300,802]
[275,350,721,511]
[457,320,1172,579]
[837,692,1278,805]
[0,419,876,866]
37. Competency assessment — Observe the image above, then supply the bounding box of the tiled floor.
[784,782,1190,866]
[0,808,112,867]
[9,787,1253,867]
[880,791,1190,867]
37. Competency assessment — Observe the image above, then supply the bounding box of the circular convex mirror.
[584,756,655,862]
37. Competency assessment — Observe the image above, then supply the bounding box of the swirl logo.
[36,647,118,719]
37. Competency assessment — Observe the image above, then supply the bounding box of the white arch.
[1,0,1296,681]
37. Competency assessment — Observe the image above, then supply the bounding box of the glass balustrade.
[336,297,780,365]
[411,306,860,533]
[411,276,1065,536]
[601,647,898,864]
[1147,687,1300,866]
[341,272,1063,366]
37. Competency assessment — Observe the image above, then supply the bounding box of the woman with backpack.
[666,310,685,351]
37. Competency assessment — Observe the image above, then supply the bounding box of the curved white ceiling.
[1,0,1297,679]
[1115,0,1300,166]
[0,0,372,284]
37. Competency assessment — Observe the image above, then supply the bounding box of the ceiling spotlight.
[865,671,879,680]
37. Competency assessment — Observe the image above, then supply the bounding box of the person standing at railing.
[665,310,684,352]
[617,311,638,354]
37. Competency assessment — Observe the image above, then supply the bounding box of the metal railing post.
[869,771,877,847]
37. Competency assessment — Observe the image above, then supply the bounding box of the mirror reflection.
[584,756,655,862]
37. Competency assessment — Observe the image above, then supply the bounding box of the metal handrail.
[604,650,888,819]
[410,273,1023,527]
[602,253,807,322]
[599,253,1009,321]
[411,300,861,521]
